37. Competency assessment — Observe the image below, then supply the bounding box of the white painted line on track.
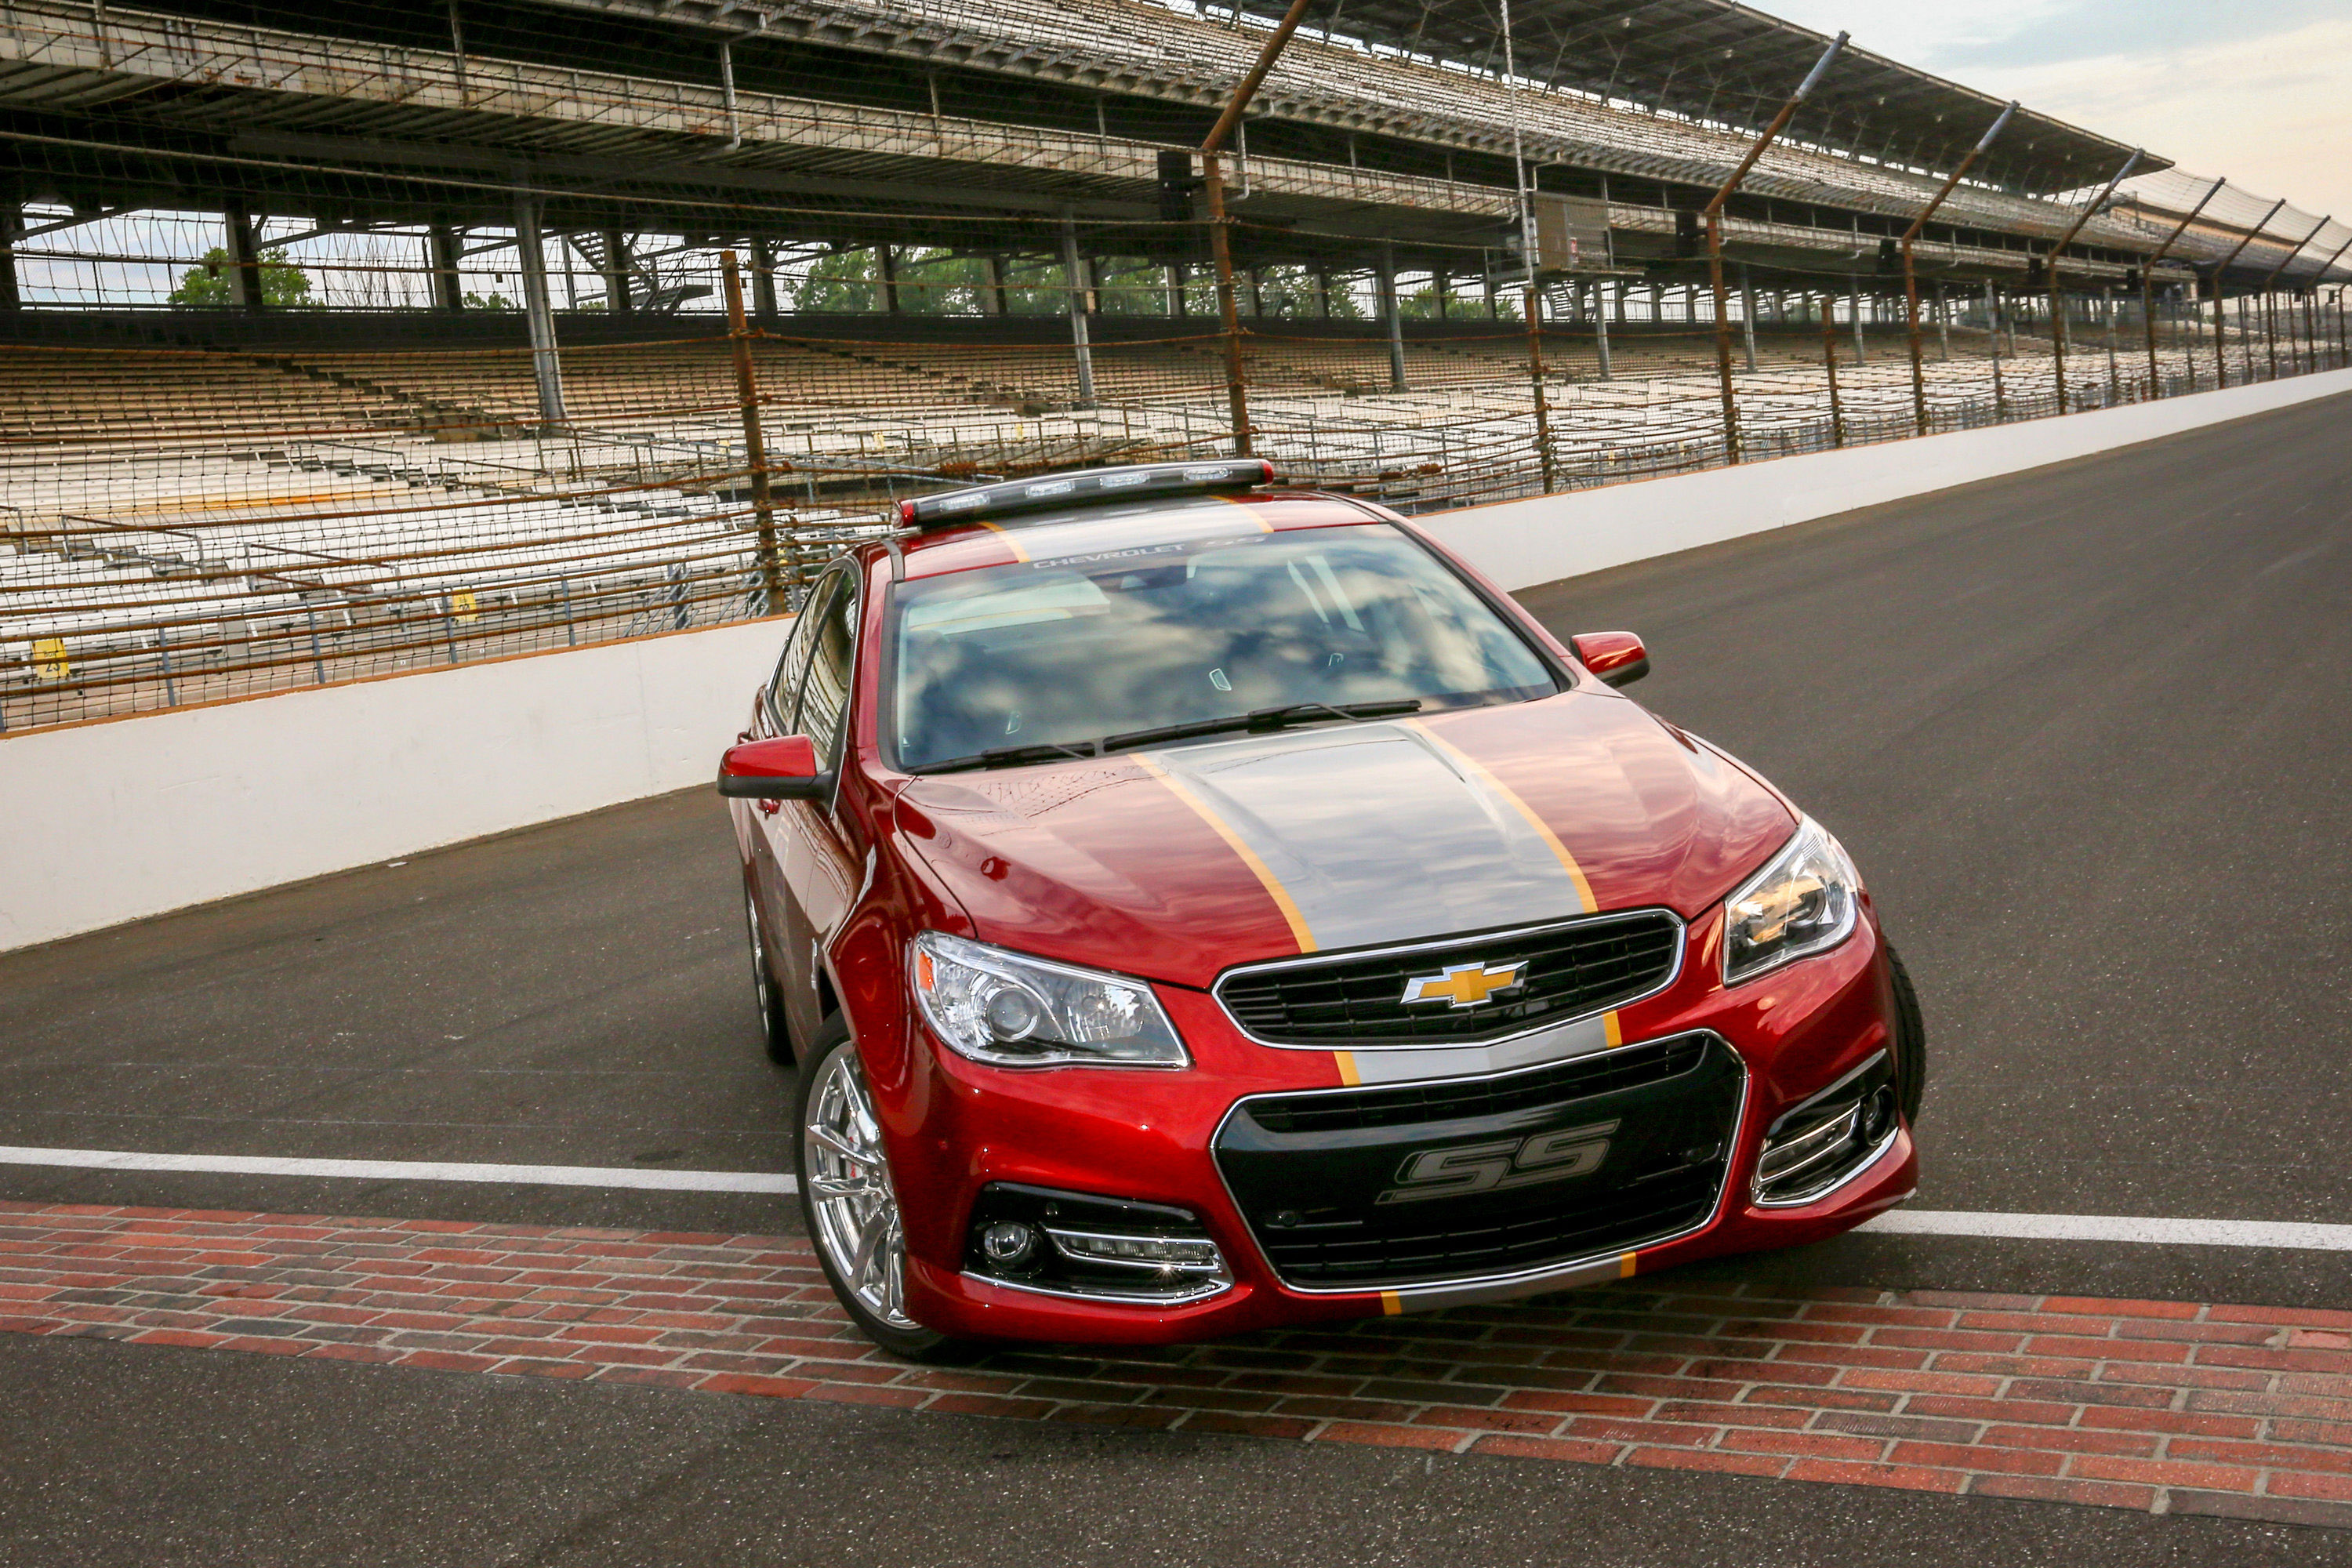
[1861,1210,2352,1251]
[0,1147,2339,1249]
[0,1145,797,1195]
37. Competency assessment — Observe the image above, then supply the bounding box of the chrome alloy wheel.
[802,1046,919,1330]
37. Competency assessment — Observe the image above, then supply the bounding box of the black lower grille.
[1215,910,1681,1046]
[1215,1033,1742,1290]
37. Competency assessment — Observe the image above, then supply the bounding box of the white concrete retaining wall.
[0,619,789,952]
[1419,366,2352,590]
[4,368,2345,952]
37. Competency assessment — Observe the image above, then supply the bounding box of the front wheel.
[793,1016,964,1360]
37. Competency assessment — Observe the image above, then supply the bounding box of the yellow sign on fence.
[448,590,480,624]
[31,638,70,682]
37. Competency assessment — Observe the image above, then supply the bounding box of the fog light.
[1860,1085,1899,1142]
[1046,1228,1225,1272]
[980,1221,1037,1265]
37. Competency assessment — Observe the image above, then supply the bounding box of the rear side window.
[793,568,858,760]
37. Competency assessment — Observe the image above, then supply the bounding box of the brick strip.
[2,1201,2347,1528]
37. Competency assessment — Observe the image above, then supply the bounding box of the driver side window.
[767,572,843,731]
[794,567,859,763]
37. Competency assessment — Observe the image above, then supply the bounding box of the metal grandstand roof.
[1272,0,2160,194]
[535,0,2160,194]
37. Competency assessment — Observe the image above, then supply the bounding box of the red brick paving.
[2,1200,2347,1530]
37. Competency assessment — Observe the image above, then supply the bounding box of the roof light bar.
[899,459,1276,530]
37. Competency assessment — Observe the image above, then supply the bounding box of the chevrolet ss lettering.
[1376,1123,1620,1205]
[720,461,1926,1357]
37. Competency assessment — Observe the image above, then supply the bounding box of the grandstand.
[2,0,2347,730]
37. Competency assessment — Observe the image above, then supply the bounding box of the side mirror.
[717,735,831,800]
[1570,631,1650,688]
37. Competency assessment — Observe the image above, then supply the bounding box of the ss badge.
[1374,1120,1620,1205]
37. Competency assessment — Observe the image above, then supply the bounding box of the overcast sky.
[1754,0,2352,221]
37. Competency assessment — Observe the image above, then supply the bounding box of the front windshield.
[887,523,1557,769]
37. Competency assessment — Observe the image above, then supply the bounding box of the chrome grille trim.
[1212,909,1686,1051]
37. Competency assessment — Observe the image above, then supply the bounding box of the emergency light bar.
[898,459,1276,530]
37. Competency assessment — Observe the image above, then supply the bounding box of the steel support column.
[224,199,266,312]
[1739,264,1757,371]
[750,238,778,325]
[1593,281,1612,380]
[1,191,22,312]
[1379,245,1406,393]
[427,226,462,312]
[1986,280,2006,419]
[599,227,631,314]
[511,190,565,426]
[1820,289,1845,446]
[1060,216,1095,408]
[1525,285,1554,492]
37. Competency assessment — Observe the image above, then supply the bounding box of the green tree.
[463,290,514,311]
[168,247,313,307]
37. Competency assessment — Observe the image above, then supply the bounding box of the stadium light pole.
[1200,0,1319,457]
[2205,197,2286,388]
[1703,31,1847,465]
[2045,147,2141,416]
[1902,100,2015,436]
[2136,175,2226,397]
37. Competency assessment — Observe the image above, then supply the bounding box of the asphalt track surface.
[2,391,2348,1563]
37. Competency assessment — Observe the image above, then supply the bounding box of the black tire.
[793,1014,971,1362]
[1886,942,1928,1126]
[742,877,795,1066]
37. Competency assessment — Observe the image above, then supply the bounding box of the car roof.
[883,490,1400,582]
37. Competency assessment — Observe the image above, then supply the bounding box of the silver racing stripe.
[1141,722,1591,955]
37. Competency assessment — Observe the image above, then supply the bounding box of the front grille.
[1245,1033,1709,1134]
[1216,910,1681,1047]
[1215,1033,1743,1290]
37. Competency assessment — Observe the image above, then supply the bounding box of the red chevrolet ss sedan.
[720,459,1923,1358]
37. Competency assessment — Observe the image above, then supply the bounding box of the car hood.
[892,690,1795,989]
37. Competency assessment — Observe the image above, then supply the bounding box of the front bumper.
[884,909,1916,1345]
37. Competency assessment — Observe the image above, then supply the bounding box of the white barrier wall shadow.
[0,619,790,952]
[1420,367,2352,590]
[3,368,2346,952]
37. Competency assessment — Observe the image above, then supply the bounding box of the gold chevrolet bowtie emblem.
[1401,960,1527,1010]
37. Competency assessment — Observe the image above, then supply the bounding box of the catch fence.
[5,281,2347,735]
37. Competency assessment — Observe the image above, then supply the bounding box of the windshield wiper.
[907,740,1102,775]
[1100,699,1421,754]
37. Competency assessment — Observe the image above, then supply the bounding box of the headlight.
[909,931,1189,1068]
[1722,817,1862,985]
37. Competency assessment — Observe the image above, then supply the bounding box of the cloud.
[1927,0,2348,71]
[1751,2,2352,221]
[1991,18,2352,218]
